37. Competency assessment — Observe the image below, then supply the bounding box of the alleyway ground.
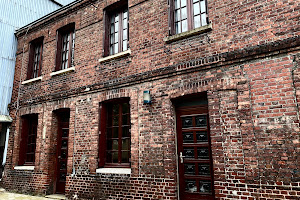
[0,188,61,200]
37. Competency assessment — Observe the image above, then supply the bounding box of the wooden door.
[55,112,69,194]
[176,105,214,200]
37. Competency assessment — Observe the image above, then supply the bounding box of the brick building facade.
[3,0,300,199]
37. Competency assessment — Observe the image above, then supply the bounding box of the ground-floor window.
[19,114,38,165]
[99,98,131,168]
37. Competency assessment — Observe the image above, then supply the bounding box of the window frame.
[19,114,38,166]
[98,98,131,168]
[169,0,209,35]
[104,2,128,57]
[27,37,43,80]
[55,23,75,71]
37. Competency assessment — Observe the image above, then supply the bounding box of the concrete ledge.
[99,49,131,63]
[96,168,131,174]
[164,24,212,43]
[14,166,35,170]
[50,66,75,76]
[22,76,43,85]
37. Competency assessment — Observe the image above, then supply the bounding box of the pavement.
[0,188,66,200]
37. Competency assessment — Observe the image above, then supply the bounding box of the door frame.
[173,94,215,200]
[53,109,70,194]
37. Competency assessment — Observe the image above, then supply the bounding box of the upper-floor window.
[55,23,75,71]
[27,37,43,79]
[104,2,128,56]
[170,0,208,35]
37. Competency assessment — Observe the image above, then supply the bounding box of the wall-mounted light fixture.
[143,90,151,104]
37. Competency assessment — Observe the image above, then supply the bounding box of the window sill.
[50,66,75,77]
[22,76,43,85]
[164,23,212,43]
[96,168,131,174]
[14,166,35,170]
[99,49,131,63]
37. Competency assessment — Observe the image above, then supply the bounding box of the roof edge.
[15,0,88,36]
[49,0,63,7]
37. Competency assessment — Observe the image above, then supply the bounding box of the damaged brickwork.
[3,0,300,199]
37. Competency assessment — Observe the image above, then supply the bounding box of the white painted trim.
[96,168,131,174]
[164,23,212,43]
[50,66,75,76]
[14,166,35,170]
[0,115,12,122]
[99,49,131,63]
[21,76,43,85]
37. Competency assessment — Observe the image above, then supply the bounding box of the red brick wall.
[3,0,300,199]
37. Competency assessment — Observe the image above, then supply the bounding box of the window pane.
[107,140,112,150]
[194,15,201,28]
[121,151,129,163]
[193,2,200,15]
[184,164,196,175]
[175,10,180,22]
[180,0,186,7]
[114,43,119,54]
[123,18,127,29]
[199,181,212,193]
[112,152,118,163]
[183,132,194,143]
[113,104,119,115]
[112,140,118,150]
[200,0,206,13]
[110,34,114,44]
[110,24,115,33]
[123,10,128,19]
[176,22,181,33]
[110,46,113,55]
[123,40,128,51]
[122,103,129,113]
[115,32,119,44]
[115,14,119,22]
[123,29,127,40]
[182,7,187,19]
[113,127,118,138]
[197,147,209,159]
[175,0,180,9]
[201,13,207,26]
[115,21,119,32]
[122,127,130,137]
[122,139,130,150]
[122,114,129,125]
[185,180,197,193]
[113,116,119,126]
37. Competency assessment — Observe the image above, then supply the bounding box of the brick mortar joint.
[13,36,300,108]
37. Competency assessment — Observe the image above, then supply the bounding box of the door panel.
[176,105,214,200]
[56,113,69,194]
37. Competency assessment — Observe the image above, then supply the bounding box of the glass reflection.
[199,181,211,193]
[196,131,208,142]
[182,117,193,128]
[197,147,209,159]
[183,132,194,143]
[185,180,197,193]
[183,148,194,158]
[196,115,206,127]
[184,164,195,175]
[198,164,210,175]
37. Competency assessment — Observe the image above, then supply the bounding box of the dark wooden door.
[176,105,214,200]
[56,113,69,194]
